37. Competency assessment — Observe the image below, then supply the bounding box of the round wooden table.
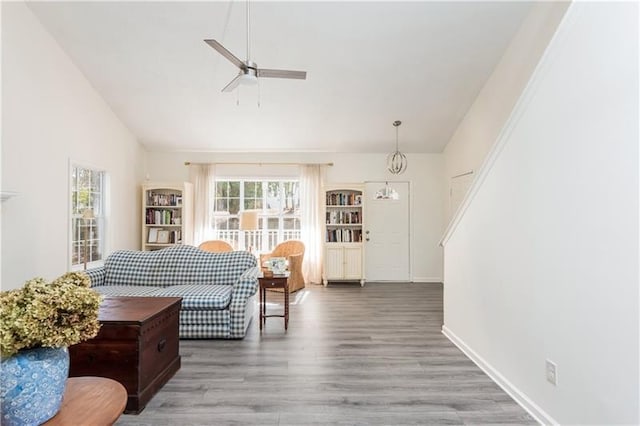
[44,376,127,425]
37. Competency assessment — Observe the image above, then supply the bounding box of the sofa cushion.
[104,250,163,287]
[92,285,163,297]
[152,285,233,310]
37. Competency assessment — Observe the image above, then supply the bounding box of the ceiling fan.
[204,1,307,92]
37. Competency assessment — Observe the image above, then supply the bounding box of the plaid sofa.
[86,245,259,339]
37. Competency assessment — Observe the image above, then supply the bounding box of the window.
[70,165,107,269]
[213,179,300,251]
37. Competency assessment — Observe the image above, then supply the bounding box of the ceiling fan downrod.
[246,0,251,62]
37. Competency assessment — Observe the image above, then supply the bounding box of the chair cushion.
[92,285,163,297]
[152,285,233,310]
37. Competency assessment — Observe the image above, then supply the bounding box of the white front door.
[364,182,410,281]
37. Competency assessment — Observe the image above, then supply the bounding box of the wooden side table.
[259,275,289,330]
[44,376,127,425]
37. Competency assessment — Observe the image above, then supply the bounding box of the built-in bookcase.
[142,183,193,251]
[322,184,365,286]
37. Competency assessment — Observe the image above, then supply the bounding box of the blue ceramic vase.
[0,347,69,426]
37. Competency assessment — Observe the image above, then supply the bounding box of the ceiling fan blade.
[258,69,307,80]
[221,74,243,92]
[204,39,244,69]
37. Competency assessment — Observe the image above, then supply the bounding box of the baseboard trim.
[441,325,557,426]
[411,277,442,283]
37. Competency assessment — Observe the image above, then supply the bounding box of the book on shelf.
[325,210,361,224]
[146,209,180,225]
[325,228,362,243]
[326,192,362,206]
[147,192,181,207]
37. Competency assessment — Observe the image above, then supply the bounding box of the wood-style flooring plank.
[116,283,535,425]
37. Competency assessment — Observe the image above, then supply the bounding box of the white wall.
[145,151,444,282]
[1,2,145,290]
[442,2,638,424]
[442,1,569,221]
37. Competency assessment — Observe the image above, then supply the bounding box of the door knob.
[365,230,370,234]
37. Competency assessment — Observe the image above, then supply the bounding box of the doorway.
[364,181,410,282]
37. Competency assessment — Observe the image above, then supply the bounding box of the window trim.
[68,160,110,271]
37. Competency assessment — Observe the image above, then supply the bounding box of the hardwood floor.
[116,283,535,425]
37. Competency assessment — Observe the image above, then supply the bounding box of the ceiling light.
[375,182,400,200]
[238,72,258,86]
[387,120,407,175]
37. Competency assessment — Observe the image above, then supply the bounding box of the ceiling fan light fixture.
[387,120,407,175]
[239,72,258,86]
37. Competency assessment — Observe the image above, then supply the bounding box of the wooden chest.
[69,296,182,414]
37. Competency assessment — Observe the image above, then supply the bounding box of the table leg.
[284,284,289,330]
[259,285,263,331]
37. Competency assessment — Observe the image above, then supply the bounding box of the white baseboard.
[441,325,557,426]
[411,277,442,283]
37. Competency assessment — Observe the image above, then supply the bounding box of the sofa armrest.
[228,266,260,338]
[84,266,106,288]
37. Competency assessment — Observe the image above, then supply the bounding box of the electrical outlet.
[546,359,558,386]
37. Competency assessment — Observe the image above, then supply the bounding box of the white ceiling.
[27,1,532,154]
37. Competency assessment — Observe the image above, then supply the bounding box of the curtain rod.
[184,161,333,167]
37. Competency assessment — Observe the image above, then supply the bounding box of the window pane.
[283,217,300,230]
[72,192,78,215]
[215,199,228,212]
[229,199,240,215]
[216,182,228,197]
[267,218,279,229]
[215,217,229,230]
[245,181,257,198]
[266,182,282,212]
[92,194,101,215]
[245,199,256,210]
[91,172,101,192]
[229,181,240,197]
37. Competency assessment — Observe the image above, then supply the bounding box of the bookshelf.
[142,183,193,251]
[322,184,365,286]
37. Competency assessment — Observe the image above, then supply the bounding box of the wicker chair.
[260,240,305,293]
[198,240,234,253]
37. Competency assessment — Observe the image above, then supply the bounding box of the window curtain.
[189,164,215,246]
[299,165,324,284]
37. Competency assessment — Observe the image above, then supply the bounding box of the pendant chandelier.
[374,182,400,200]
[387,120,407,174]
